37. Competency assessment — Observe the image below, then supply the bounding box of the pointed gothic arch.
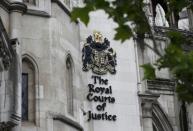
[65,54,74,116]
[179,102,188,131]
[152,104,173,131]
[152,0,169,27]
[21,54,39,123]
[151,0,168,18]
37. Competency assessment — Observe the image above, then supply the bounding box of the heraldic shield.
[82,31,117,75]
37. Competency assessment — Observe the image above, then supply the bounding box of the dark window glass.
[22,73,28,121]
[180,102,188,131]
[66,57,73,115]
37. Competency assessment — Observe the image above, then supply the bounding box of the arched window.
[155,4,169,27]
[179,102,188,131]
[151,0,170,27]
[23,0,36,5]
[66,55,73,115]
[22,58,35,122]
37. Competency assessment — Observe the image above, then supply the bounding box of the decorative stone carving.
[0,0,27,13]
[147,78,175,91]
[138,92,160,131]
[138,92,160,118]
[82,31,117,75]
[152,104,173,131]
[0,19,14,70]
[0,42,11,70]
[0,19,20,130]
[153,26,193,52]
[155,4,169,27]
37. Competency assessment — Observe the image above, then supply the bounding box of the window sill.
[26,9,50,17]
[23,1,51,17]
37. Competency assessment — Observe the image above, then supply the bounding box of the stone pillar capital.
[138,92,160,118]
[0,0,27,13]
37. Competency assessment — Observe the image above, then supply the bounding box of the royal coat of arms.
[82,31,117,75]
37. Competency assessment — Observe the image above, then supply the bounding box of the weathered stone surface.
[0,1,192,131]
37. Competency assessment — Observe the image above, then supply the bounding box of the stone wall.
[19,1,82,131]
[79,10,142,131]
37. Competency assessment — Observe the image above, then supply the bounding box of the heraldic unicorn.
[82,31,117,75]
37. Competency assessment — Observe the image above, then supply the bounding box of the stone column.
[10,39,22,131]
[138,92,159,131]
[8,1,27,131]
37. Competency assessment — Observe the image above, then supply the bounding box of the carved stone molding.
[0,121,17,130]
[138,92,160,118]
[154,26,193,37]
[0,18,14,70]
[152,104,173,131]
[10,113,21,125]
[153,26,193,52]
[147,78,175,91]
[0,0,27,13]
[47,112,84,131]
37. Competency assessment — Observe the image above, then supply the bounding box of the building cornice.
[154,26,193,37]
[0,0,27,13]
[147,78,175,91]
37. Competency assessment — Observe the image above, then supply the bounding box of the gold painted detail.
[82,32,117,75]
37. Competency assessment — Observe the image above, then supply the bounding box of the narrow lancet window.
[180,102,188,131]
[66,56,73,115]
[22,58,35,122]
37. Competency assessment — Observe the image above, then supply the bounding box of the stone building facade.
[0,0,192,131]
